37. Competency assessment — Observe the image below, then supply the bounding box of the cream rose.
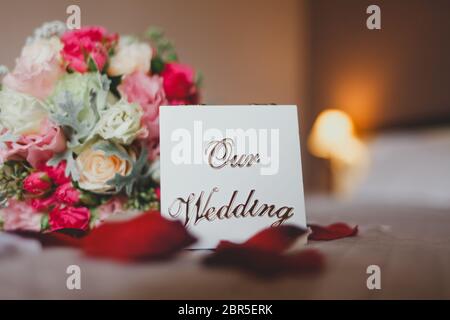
[95,100,144,145]
[76,143,133,194]
[0,87,48,135]
[2,37,63,100]
[108,36,152,76]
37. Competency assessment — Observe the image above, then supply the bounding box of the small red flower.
[54,183,80,205]
[49,206,90,231]
[40,161,70,185]
[308,223,358,241]
[161,63,199,105]
[61,26,118,73]
[30,196,56,211]
[23,172,52,195]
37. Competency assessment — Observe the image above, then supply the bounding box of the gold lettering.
[170,188,294,228]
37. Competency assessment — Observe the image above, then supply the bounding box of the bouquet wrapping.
[0,21,201,232]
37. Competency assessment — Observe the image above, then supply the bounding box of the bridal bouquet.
[0,21,201,233]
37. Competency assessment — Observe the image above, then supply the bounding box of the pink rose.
[118,71,166,160]
[54,183,80,205]
[1,199,43,232]
[0,121,66,168]
[49,206,90,231]
[3,38,63,100]
[155,187,161,200]
[39,161,70,185]
[119,71,166,121]
[61,26,118,73]
[161,63,199,105]
[23,172,52,195]
[94,197,126,226]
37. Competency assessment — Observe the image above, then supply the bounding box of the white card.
[159,105,306,248]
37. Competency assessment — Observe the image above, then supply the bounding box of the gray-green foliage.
[93,140,151,196]
[46,73,111,180]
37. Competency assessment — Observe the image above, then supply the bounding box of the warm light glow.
[308,109,355,159]
[308,109,370,197]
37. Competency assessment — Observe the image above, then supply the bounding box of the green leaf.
[106,147,151,196]
[145,26,179,64]
[166,52,178,62]
[40,214,49,231]
[108,75,122,99]
[0,161,32,203]
[145,26,164,42]
[151,55,165,74]
[195,71,204,88]
[87,56,99,72]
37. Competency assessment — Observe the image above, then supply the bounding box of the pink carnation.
[0,121,66,168]
[94,197,126,227]
[49,206,90,231]
[118,71,166,160]
[39,161,70,185]
[23,172,52,195]
[161,63,199,105]
[61,26,118,73]
[54,183,80,205]
[1,199,43,232]
[30,196,56,212]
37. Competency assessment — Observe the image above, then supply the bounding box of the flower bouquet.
[0,21,201,232]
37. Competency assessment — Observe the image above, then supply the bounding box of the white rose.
[95,100,144,145]
[77,143,134,194]
[0,87,48,135]
[2,37,63,100]
[108,36,152,76]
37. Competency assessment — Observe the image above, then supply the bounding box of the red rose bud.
[54,183,80,205]
[23,172,52,195]
[161,63,197,104]
[49,206,90,232]
[30,196,56,211]
[41,161,70,185]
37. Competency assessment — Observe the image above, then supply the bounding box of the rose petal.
[204,247,324,277]
[217,225,308,253]
[308,223,358,241]
[82,211,196,261]
[204,225,320,277]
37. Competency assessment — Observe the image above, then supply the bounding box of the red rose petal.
[82,211,196,261]
[204,225,321,277]
[204,247,324,277]
[308,223,358,241]
[217,225,308,253]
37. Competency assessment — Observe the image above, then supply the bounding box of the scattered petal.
[204,225,322,277]
[217,225,308,253]
[82,211,196,261]
[308,223,358,241]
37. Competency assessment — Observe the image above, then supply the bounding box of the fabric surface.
[0,196,449,299]
[355,127,450,208]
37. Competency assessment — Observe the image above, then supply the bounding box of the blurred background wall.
[1,0,449,192]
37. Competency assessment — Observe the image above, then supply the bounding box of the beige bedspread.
[1,196,449,299]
